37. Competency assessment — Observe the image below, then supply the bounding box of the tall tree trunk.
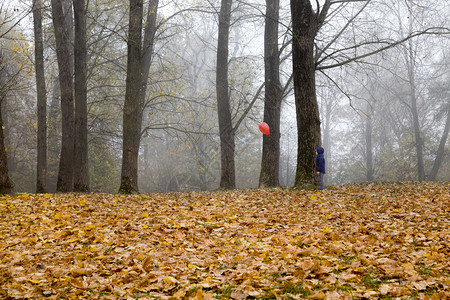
[216,0,235,189]
[403,40,425,181]
[73,0,89,192]
[429,103,450,181]
[259,0,282,187]
[52,0,75,192]
[0,97,13,194]
[138,0,158,136]
[33,0,48,193]
[119,0,143,194]
[47,76,61,192]
[291,0,322,187]
[408,73,424,181]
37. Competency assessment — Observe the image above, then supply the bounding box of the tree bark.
[290,0,322,187]
[33,0,48,193]
[52,0,75,192]
[429,102,450,181]
[216,0,235,189]
[259,0,283,187]
[119,0,143,194]
[73,0,89,192]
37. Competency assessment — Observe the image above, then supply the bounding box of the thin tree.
[73,0,89,192]
[259,0,283,187]
[216,0,235,189]
[429,102,450,181]
[33,0,48,193]
[51,0,75,192]
[119,0,144,193]
[138,0,159,136]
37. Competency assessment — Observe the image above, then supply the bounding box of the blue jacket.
[316,147,325,174]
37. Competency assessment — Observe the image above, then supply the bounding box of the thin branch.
[233,82,265,133]
[315,0,370,63]
[317,27,450,70]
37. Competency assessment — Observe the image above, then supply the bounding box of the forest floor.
[0,182,448,299]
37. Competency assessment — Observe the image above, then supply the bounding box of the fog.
[1,0,449,193]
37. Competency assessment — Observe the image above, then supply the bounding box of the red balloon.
[259,122,270,135]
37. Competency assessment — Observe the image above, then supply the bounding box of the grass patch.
[282,281,311,297]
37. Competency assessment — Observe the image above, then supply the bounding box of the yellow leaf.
[310,195,317,200]
[164,276,178,284]
[141,212,149,218]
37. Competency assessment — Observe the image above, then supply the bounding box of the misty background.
[1,0,449,193]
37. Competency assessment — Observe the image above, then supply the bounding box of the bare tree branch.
[317,27,450,70]
[315,0,370,63]
[233,81,264,133]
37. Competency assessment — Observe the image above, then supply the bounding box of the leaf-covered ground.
[0,182,448,299]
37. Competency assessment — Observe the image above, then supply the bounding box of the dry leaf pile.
[0,182,448,299]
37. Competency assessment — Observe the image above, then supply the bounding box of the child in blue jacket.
[315,147,326,190]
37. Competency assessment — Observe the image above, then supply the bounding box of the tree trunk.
[51,0,75,192]
[409,74,425,181]
[0,98,13,194]
[216,0,235,189]
[119,0,143,194]
[138,0,159,136]
[73,0,89,192]
[47,76,61,192]
[259,0,282,187]
[365,111,374,181]
[33,0,48,193]
[290,0,322,187]
[404,40,425,181]
[429,103,450,181]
